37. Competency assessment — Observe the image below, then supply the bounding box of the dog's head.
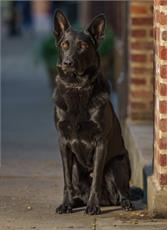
[53,10,105,76]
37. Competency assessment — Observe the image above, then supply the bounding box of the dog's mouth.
[57,63,85,76]
[62,67,76,74]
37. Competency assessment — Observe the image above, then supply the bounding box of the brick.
[159,173,167,185]
[131,102,146,110]
[130,5,148,14]
[159,154,167,166]
[150,28,153,37]
[131,29,146,37]
[131,90,152,98]
[129,1,153,121]
[159,101,167,113]
[154,27,160,41]
[159,83,167,96]
[155,0,167,5]
[131,78,146,85]
[132,67,153,74]
[160,65,167,79]
[159,137,167,149]
[160,46,167,60]
[156,10,167,25]
[160,0,167,5]
[162,31,167,41]
[159,119,167,132]
[131,111,152,120]
[159,46,167,60]
[131,54,146,62]
[132,17,153,26]
[131,41,153,50]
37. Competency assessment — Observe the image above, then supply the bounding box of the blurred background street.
[1,31,59,176]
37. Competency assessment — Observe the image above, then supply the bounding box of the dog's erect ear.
[86,14,105,44]
[53,10,70,41]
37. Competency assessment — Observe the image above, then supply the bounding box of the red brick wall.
[128,1,154,120]
[154,0,167,186]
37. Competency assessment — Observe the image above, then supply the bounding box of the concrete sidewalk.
[1,35,167,230]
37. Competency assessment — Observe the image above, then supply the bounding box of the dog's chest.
[56,82,104,136]
[64,87,92,113]
[55,79,107,169]
[57,87,101,167]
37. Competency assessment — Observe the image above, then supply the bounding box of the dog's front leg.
[85,140,106,215]
[56,139,74,214]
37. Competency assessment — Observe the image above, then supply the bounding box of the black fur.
[53,10,133,215]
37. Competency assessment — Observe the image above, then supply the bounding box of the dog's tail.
[130,186,144,201]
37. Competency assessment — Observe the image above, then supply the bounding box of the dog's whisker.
[56,64,62,68]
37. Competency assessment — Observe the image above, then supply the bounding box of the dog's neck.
[57,66,99,89]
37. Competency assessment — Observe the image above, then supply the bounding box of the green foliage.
[38,37,58,70]
[98,25,115,56]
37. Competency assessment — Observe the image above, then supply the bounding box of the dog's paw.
[85,204,101,215]
[121,199,134,211]
[56,203,73,214]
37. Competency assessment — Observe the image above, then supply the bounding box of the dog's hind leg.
[104,168,120,206]
[105,155,134,210]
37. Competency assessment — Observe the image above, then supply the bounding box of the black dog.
[53,10,133,215]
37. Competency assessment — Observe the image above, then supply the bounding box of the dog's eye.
[61,41,69,50]
[78,41,89,50]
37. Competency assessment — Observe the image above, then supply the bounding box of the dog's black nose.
[63,59,74,67]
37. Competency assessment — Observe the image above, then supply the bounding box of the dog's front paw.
[85,192,101,215]
[85,204,101,215]
[121,198,134,211]
[56,203,73,214]
[85,198,101,215]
